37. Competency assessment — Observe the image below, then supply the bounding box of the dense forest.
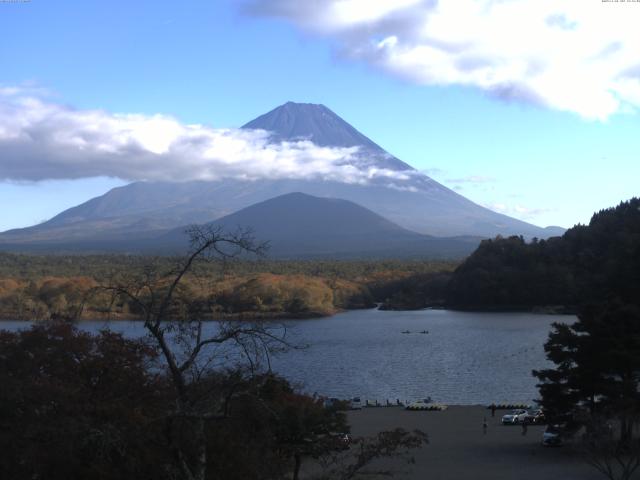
[0,256,457,320]
[446,198,640,311]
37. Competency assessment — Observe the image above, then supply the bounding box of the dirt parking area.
[343,406,602,480]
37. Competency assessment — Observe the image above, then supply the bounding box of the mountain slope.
[157,193,481,258]
[242,102,412,171]
[0,101,564,251]
[244,102,386,150]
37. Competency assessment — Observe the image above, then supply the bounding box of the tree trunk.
[292,453,302,480]
[193,417,207,480]
[172,416,207,480]
[621,417,631,444]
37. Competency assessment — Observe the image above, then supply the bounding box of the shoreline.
[0,309,344,323]
[0,304,577,322]
[381,304,576,315]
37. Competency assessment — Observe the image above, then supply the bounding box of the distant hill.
[0,101,563,251]
[446,198,640,309]
[157,192,481,259]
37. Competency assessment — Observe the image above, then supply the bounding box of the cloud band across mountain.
[247,0,640,120]
[0,89,411,184]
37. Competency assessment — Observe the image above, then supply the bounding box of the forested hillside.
[446,198,640,310]
[0,256,457,320]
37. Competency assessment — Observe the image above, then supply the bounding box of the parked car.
[501,409,528,424]
[524,409,546,424]
[542,424,564,446]
[349,397,363,410]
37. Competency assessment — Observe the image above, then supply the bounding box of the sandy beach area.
[343,406,601,480]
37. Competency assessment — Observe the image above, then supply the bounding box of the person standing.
[490,403,496,417]
[521,420,528,436]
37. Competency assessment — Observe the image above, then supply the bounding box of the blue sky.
[1,0,639,231]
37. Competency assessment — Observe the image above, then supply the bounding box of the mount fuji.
[0,102,563,254]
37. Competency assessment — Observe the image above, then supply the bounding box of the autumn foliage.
[0,324,426,480]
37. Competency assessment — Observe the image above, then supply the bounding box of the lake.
[0,309,572,405]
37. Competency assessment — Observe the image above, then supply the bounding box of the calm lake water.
[0,309,573,405]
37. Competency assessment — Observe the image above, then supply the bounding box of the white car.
[349,397,363,410]
[542,424,564,446]
[501,409,528,424]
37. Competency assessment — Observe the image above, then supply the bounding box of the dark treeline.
[525,201,640,478]
[446,198,640,311]
[372,272,452,310]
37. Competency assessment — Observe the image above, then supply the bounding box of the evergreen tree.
[533,302,640,438]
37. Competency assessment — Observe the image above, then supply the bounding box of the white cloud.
[484,202,553,220]
[247,0,640,119]
[0,89,412,184]
[446,175,495,184]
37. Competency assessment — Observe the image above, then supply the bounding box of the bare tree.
[98,225,430,480]
[103,225,291,480]
[582,413,640,480]
[316,429,428,480]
